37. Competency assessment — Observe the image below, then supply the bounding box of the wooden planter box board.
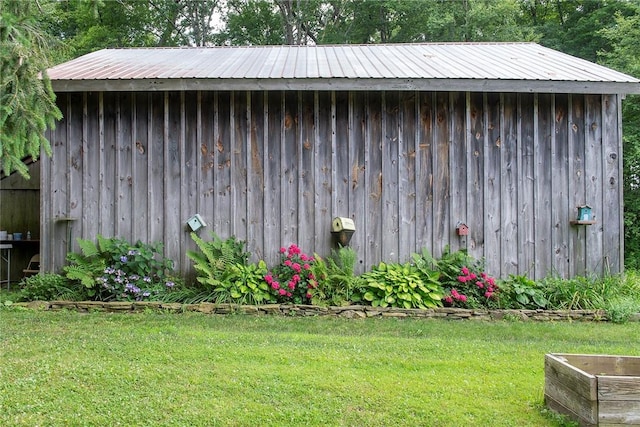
[545,353,640,426]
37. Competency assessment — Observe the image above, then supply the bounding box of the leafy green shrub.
[360,262,443,309]
[265,244,316,304]
[64,235,176,301]
[187,232,274,304]
[311,246,364,306]
[19,273,86,301]
[606,296,640,323]
[497,274,547,309]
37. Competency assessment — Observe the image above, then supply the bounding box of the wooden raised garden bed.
[545,353,640,426]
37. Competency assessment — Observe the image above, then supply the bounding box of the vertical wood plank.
[299,91,316,255]
[314,91,332,263]
[102,92,118,237]
[382,91,399,261]
[83,92,100,242]
[349,91,367,269]
[484,93,501,276]
[117,93,133,240]
[433,92,450,258]
[501,93,518,276]
[50,94,69,267]
[133,93,149,244]
[399,92,417,262]
[248,91,265,260]
[182,91,199,269]
[569,95,587,276]
[585,95,603,275]
[67,93,83,253]
[232,91,248,242]
[281,91,298,245]
[553,94,570,278]
[518,93,535,277]
[200,91,216,240]
[334,91,350,222]
[535,94,553,278]
[602,94,622,274]
[164,92,182,270]
[366,92,383,267]
[264,91,281,263]
[148,92,164,243]
[449,91,466,254]
[416,92,434,256]
[467,93,484,260]
[215,92,232,238]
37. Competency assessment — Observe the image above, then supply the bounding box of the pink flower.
[469,273,477,280]
[444,296,453,304]
[280,247,287,254]
[485,291,493,298]
[303,263,310,270]
[271,282,280,290]
[284,259,292,267]
[308,273,315,280]
[289,244,300,255]
[286,292,292,297]
[305,293,312,299]
[292,274,300,283]
[288,281,295,290]
[292,263,301,273]
[300,253,308,261]
[451,289,460,297]
[476,281,484,289]
[278,288,287,296]
[458,294,467,302]
[458,276,468,283]
[461,267,469,275]
[265,274,273,284]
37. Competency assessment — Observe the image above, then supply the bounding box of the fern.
[77,238,100,257]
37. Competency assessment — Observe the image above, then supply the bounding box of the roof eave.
[51,78,640,95]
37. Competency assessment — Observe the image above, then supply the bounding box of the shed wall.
[42,90,623,279]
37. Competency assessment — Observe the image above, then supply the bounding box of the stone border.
[12,300,632,321]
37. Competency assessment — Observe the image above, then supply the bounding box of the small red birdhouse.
[456,223,469,236]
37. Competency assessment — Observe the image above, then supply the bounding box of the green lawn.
[1,309,638,426]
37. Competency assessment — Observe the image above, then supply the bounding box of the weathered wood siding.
[42,91,623,279]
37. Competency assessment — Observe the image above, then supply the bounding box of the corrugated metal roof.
[47,42,640,94]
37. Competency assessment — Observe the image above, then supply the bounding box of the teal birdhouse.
[576,205,593,221]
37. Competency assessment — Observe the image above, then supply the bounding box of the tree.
[599,6,640,269]
[0,0,62,177]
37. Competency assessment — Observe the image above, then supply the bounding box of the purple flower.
[128,250,139,256]
[143,276,151,283]
[165,281,175,288]
[120,255,128,263]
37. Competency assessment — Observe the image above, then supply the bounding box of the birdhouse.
[456,222,469,236]
[576,205,593,222]
[331,217,355,246]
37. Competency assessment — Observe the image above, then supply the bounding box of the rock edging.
[13,300,630,321]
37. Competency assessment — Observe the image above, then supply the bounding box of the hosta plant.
[360,262,443,309]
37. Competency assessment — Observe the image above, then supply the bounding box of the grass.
[1,310,639,426]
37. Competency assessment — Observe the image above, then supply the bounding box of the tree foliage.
[0,0,62,177]
[598,4,640,269]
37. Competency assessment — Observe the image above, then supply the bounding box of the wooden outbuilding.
[44,43,640,279]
